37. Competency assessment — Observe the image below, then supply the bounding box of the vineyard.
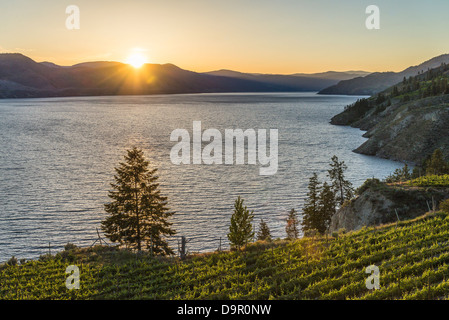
[2,211,449,300]
[409,175,449,188]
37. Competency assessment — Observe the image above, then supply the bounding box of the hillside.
[319,54,449,96]
[330,63,449,165]
[2,210,449,300]
[0,53,366,99]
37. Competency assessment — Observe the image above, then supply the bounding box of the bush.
[385,164,412,183]
[38,253,53,262]
[439,199,449,213]
[6,256,18,266]
[64,243,78,251]
[356,178,382,195]
[303,229,319,237]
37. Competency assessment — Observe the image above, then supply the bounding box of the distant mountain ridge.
[0,53,368,99]
[319,54,449,95]
[204,69,371,92]
[3,52,449,99]
[292,70,371,80]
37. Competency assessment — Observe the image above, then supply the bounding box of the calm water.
[0,92,402,262]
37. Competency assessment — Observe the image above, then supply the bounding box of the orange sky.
[1,0,449,74]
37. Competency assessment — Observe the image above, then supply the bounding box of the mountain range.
[0,53,369,99]
[319,54,449,96]
[2,53,449,99]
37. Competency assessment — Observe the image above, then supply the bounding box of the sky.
[1,0,449,74]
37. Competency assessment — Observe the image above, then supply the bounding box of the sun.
[126,52,147,69]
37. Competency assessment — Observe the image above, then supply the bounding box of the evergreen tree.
[328,155,354,206]
[301,173,322,234]
[392,86,399,96]
[425,149,449,176]
[257,219,272,242]
[285,208,299,240]
[227,196,255,249]
[385,164,412,183]
[411,166,423,179]
[376,93,385,104]
[318,182,336,234]
[102,147,175,255]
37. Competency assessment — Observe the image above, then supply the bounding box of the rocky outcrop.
[330,88,449,166]
[353,95,449,165]
[329,182,449,233]
[329,189,393,233]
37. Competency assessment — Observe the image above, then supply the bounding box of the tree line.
[385,149,449,183]
[101,148,354,256]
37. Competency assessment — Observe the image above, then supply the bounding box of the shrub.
[6,256,18,266]
[356,178,382,195]
[64,243,78,251]
[385,164,412,183]
[439,199,449,213]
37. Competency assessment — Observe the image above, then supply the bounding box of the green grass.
[3,212,449,300]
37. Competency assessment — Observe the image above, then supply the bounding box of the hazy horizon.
[1,0,449,74]
[2,51,448,77]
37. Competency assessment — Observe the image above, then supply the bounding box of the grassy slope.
[2,210,449,300]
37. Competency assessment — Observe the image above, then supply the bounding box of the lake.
[0,92,403,262]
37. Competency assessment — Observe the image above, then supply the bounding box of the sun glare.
[126,52,147,69]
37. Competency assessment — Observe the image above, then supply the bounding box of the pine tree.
[318,182,336,234]
[328,155,354,206]
[257,219,272,242]
[392,86,399,96]
[227,196,255,249]
[102,147,176,255]
[285,208,299,240]
[425,149,449,176]
[301,173,322,235]
[385,164,412,183]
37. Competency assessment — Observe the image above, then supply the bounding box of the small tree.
[385,164,412,183]
[328,155,354,206]
[227,196,255,249]
[318,182,336,234]
[285,208,299,240]
[257,219,272,242]
[102,147,176,255]
[301,173,322,234]
[302,175,337,235]
[425,149,449,176]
